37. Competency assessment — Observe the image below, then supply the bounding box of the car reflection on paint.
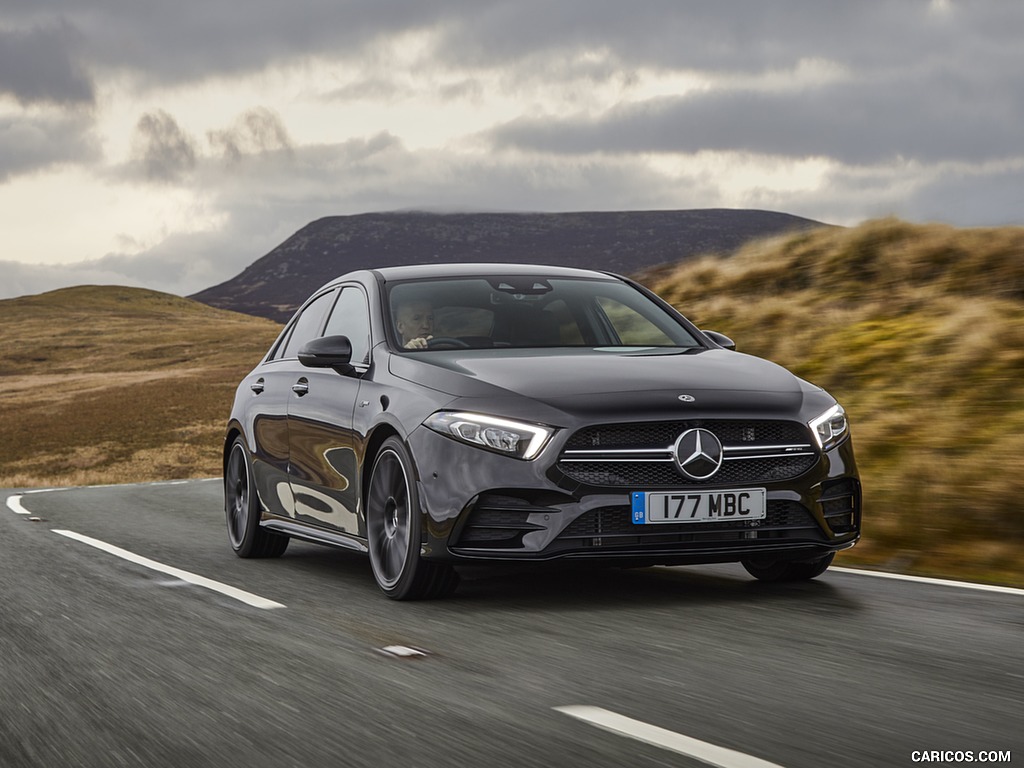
[224,264,860,599]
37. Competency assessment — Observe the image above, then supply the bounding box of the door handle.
[250,378,265,394]
[292,379,309,396]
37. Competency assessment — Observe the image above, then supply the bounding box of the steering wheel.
[426,336,472,349]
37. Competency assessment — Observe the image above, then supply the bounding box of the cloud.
[207,107,293,166]
[489,65,1024,166]
[0,112,99,181]
[1,2,1019,97]
[128,110,198,183]
[0,21,94,105]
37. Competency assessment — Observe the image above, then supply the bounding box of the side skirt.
[263,520,369,553]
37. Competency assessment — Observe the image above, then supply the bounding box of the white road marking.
[6,494,30,515]
[554,706,786,768]
[51,529,285,610]
[378,645,428,658]
[832,567,1024,597]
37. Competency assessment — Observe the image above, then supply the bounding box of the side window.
[279,291,336,359]
[596,296,674,346]
[323,286,371,365]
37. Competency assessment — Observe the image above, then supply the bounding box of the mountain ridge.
[190,209,827,321]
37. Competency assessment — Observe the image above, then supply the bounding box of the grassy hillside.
[643,218,1024,586]
[0,286,281,486]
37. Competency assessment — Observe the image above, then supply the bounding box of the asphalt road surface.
[2,480,1021,768]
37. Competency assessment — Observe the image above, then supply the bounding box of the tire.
[225,437,289,558]
[366,437,459,600]
[741,552,835,582]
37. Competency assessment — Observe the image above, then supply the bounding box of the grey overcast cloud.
[1,0,1022,300]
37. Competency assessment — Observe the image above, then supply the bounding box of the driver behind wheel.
[395,299,434,349]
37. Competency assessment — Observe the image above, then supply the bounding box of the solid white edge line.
[51,529,285,610]
[22,478,220,493]
[554,706,786,768]
[6,494,30,515]
[831,567,1024,597]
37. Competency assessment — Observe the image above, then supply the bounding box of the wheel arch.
[361,423,404,509]
[223,422,244,475]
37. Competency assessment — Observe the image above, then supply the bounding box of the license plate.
[631,489,766,524]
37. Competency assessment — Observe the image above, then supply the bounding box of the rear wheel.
[225,437,288,558]
[741,552,834,582]
[366,437,459,600]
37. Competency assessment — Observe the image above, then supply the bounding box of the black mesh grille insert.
[820,479,859,534]
[455,494,550,548]
[558,455,818,487]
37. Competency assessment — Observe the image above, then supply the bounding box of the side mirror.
[298,335,354,372]
[702,330,736,351]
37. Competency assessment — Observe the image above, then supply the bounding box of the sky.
[2,0,1023,301]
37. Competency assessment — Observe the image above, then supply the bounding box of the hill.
[0,286,281,486]
[190,209,825,321]
[643,218,1024,585]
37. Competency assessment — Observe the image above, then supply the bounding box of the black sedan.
[224,264,860,599]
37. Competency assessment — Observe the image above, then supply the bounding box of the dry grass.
[645,218,1024,586]
[0,285,281,487]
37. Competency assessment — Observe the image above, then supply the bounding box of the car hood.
[389,348,813,421]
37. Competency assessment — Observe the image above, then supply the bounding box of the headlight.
[424,411,555,460]
[809,404,849,450]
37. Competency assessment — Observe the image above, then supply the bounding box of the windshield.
[385,276,702,351]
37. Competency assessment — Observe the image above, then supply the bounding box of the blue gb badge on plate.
[631,492,646,524]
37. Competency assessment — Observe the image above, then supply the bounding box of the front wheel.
[741,552,834,582]
[225,437,289,558]
[366,437,459,600]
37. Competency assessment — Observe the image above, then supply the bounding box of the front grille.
[558,419,817,488]
[556,500,825,548]
[559,455,817,487]
[566,420,809,449]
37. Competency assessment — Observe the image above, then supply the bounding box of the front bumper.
[408,423,861,566]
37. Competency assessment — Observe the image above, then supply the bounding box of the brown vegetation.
[0,286,280,486]
[643,218,1024,586]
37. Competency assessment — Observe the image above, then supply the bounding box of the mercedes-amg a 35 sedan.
[224,264,860,599]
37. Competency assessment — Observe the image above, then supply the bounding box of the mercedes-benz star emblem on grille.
[677,394,696,402]
[673,428,724,480]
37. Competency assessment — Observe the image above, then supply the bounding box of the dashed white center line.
[554,705,787,768]
[6,494,31,515]
[51,529,285,610]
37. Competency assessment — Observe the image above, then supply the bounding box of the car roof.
[372,262,618,282]
[308,263,625,297]
[370,262,621,282]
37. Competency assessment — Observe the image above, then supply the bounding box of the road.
[2,480,1021,768]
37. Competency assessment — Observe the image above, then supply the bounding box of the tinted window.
[596,296,675,346]
[279,291,335,359]
[323,286,371,365]
[386,277,699,350]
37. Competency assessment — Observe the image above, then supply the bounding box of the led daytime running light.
[809,404,848,450]
[425,411,554,460]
